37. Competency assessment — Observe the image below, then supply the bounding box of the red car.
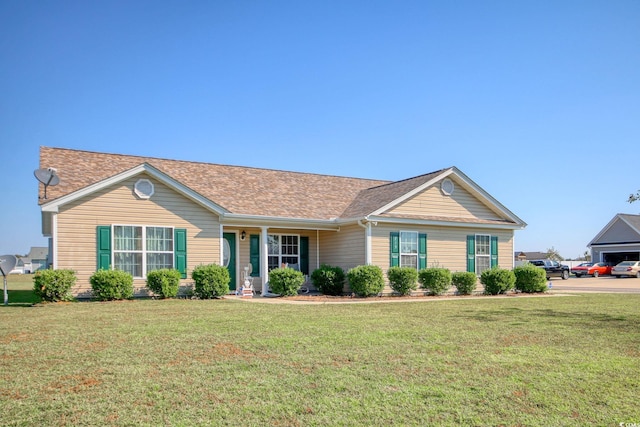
[570,262,613,277]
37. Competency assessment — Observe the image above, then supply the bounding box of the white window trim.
[267,233,300,270]
[112,224,175,278]
[475,234,491,275]
[400,230,419,269]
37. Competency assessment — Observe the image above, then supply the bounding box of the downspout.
[357,219,372,265]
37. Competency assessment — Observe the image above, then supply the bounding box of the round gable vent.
[134,179,154,199]
[441,178,454,196]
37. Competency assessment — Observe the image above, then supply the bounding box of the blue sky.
[1,1,639,259]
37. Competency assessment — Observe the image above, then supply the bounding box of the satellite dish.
[0,254,17,305]
[34,167,60,199]
[0,255,17,277]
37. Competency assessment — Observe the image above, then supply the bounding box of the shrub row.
[33,262,547,302]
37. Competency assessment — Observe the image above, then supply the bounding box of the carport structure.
[588,214,640,264]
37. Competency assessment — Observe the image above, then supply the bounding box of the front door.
[223,233,237,291]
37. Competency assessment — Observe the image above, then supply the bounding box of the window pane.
[147,227,173,252]
[476,235,490,255]
[147,253,173,271]
[115,252,142,277]
[114,226,142,251]
[401,254,418,269]
[476,256,491,275]
[268,235,280,255]
[268,255,280,271]
[400,232,418,254]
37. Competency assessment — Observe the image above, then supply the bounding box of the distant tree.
[629,191,640,203]
[546,246,563,261]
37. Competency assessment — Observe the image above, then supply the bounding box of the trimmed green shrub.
[387,266,418,296]
[513,263,548,293]
[347,265,385,297]
[311,264,346,296]
[269,267,305,296]
[192,264,230,299]
[418,268,452,295]
[480,267,516,295]
[146,268,181,298]
[32,269,76,302]
[451,271,478,295]
[90,269,134,301]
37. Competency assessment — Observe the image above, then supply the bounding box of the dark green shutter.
[467,235,475,273]
[390,232,400,267]
[300,236,309,275]
[174,228,187,279]
[249,234,260,277]
[96,226,111,270]
[490,236,498,268]
[418,233,427,270]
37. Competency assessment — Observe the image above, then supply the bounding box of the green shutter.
[390,232,400,267]
[490,236,498,268]
[249,234,260,277]
[174,228,187,279]
[418,233,427,270]
[96,226,111,270]
[467,235,475,273]
[300,236,309,275]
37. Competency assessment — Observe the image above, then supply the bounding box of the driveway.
[548,275,640,293]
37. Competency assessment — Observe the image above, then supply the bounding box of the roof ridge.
[361,167,452,191]
[42,146,387,184]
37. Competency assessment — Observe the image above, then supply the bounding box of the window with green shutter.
[96,225,186,278]
[390,231,426,270]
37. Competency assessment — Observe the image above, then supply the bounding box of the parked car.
[529,259,570,280]
[611,261,640,278]
[570,262,614,278]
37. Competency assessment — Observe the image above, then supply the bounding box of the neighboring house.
[37,147,526,297]
[514,251,549,261]
[23,246,49,273]
[588,214,640,264]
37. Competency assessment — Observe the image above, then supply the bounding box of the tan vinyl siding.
[319,224,365,272]
[55,174,220,297]
[371,224,514,293]
[388,181,504,221]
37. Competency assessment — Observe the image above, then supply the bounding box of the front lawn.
[1,286,638,426]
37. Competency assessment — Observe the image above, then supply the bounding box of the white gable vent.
[134,179,154,199]
[441,178,454,196]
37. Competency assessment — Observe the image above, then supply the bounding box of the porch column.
[261,226,269,294]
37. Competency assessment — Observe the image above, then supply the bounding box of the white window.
[475,234,491,275]
[400,231,419,269]
[113,225,174,278]
[267,234,299,270]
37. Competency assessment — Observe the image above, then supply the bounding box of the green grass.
[1,279,639,426]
